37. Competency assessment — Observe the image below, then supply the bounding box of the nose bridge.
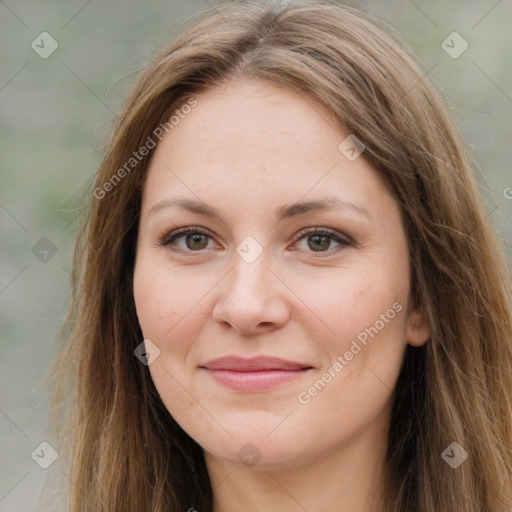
[228,244,273,301]
[212,241,289,333]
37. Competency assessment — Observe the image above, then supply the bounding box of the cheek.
[133,257,211,347]
[305,267,409,357]
[293,275,407,443]
[296,268,409,417]
[133,259,209,417]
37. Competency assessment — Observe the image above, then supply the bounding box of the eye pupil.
[187,233,208,250]
[308,234,330,251]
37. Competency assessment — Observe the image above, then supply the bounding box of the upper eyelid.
[161,226,214,243]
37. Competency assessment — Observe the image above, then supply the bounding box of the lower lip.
[203,368,311,391]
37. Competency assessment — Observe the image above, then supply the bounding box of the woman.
[49,0,512,510]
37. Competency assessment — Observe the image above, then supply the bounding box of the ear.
[405,305,430,347]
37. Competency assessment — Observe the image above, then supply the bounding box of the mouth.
[199,356,314,392]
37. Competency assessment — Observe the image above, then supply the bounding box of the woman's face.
[133,79,429,473]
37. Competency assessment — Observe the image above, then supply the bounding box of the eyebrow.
[148,195,372,224]
[147,196,371,221]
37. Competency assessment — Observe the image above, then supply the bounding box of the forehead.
[155,79,342,166]
[141,79,391,218]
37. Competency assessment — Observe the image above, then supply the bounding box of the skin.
[133,78,430,512]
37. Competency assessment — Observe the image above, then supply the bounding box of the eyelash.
[158,225,353,257]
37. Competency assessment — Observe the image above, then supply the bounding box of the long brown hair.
[47,1,512,510]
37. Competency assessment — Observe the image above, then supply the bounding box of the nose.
[212,249,291,335]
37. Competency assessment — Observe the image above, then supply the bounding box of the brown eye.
[183,233,209,250]
[161,227,215,252]
[307,234,332,251]
[295,227,352,254]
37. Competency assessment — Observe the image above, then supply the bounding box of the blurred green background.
[1,0,511,510]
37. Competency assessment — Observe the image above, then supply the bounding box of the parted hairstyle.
[47,1,512,511]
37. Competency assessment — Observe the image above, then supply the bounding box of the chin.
[203,436,315,472]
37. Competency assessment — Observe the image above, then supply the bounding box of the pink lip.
[199,356,313,391]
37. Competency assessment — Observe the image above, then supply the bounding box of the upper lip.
[200,356,313,372]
